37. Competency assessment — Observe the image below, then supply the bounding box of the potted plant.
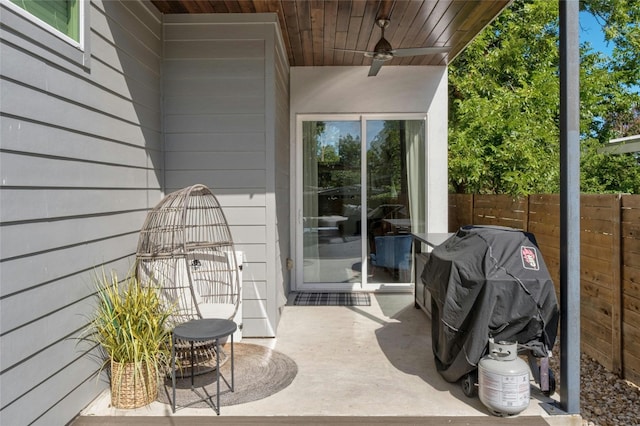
[84,269,172,409]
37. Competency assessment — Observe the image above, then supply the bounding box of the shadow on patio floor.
[75,293,577,425]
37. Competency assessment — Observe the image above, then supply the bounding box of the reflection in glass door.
[300,117,425,288]
[302,121,362,284]
[366,120,425,285]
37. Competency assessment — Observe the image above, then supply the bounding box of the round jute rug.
[158,343,298,408]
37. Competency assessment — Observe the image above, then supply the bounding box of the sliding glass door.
[297,116,426,290]
[302,120,362,284]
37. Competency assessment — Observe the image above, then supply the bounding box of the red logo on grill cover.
[521,246,539,270]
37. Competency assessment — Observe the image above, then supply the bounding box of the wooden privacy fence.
[448,194,640,385]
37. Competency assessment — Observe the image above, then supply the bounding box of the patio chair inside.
[370,234,413,281]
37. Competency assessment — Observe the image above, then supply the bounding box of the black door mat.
[293,292,371,306]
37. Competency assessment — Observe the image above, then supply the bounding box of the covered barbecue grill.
[422,226,559,385]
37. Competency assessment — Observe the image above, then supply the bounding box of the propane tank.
[478,338,530,416]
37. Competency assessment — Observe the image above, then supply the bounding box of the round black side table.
[171,318,237,415]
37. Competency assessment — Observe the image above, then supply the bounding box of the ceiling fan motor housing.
[372,18,393,60]
[372,38,393,60]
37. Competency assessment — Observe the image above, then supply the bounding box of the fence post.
[612,194,622,375]
[523,195,529,232]
[470,194,474,226]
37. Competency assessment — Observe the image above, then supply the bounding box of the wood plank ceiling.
[151,0,510,67]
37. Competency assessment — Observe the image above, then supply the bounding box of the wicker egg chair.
[136,184,240,374]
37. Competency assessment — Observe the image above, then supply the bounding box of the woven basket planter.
[110,359,157,409]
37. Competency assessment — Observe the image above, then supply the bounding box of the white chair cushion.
[198,302,236,320]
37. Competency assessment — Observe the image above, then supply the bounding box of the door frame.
[292,113,429,292]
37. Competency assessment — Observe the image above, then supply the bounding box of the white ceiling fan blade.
[332,48,373,55]
[368,59,385,77]
[393,47,450,57]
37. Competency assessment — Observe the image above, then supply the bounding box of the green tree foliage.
[449,0,561,195]
[583,0,640,89]
[581,0,640,142]
[581,139,640,193]
[317,133,361,190]
[579,0,640,193]
[368,121,403,203]
[449,0,640,195]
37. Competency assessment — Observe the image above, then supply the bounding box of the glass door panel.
[366,120,425,285]
[302,121,362,284]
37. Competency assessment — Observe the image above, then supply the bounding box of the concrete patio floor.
[77,293,580,424]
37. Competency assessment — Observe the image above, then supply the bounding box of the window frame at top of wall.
[1,0,91,72]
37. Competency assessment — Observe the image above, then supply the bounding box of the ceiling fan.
[335,18,451,77]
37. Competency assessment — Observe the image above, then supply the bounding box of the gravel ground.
[549,347,640,426]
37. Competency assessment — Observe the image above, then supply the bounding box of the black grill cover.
[422,226,559,382]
